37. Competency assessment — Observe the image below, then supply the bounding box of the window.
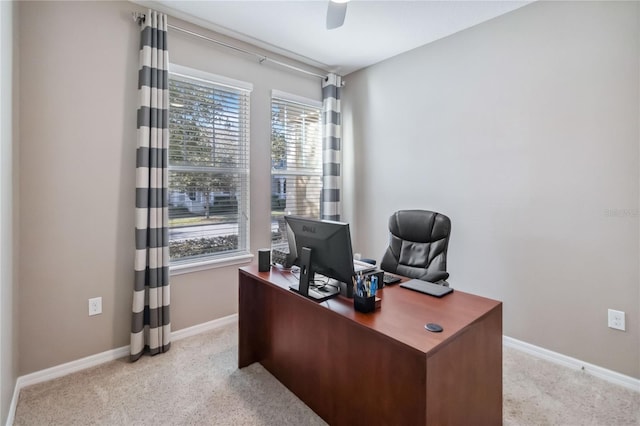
[168,64,251,267]
[270,91,322,251]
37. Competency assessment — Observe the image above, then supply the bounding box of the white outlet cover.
[607,309,625,331]
[89,297,102,316]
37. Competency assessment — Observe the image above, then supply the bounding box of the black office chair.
[380,209,451,284]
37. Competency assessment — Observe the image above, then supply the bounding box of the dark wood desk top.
[240,265,502,356]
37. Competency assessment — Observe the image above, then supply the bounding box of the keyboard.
[353,259,376,273]
[383,273,401,285]
[400,279,453,298]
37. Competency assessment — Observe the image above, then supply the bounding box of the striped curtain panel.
[131,10,171,362]
[321,73,343,221]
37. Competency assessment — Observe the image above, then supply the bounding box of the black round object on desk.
[425,323,443,333]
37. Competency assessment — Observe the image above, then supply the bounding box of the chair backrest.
[380,210,451,282]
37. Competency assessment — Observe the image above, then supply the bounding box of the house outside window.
[168,64,252,267]
[270,91,322,250]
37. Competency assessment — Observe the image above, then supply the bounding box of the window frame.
[168,64,253,275]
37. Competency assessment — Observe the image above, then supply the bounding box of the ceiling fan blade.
[326,1,348,30]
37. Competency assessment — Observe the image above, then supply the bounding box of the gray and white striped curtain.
[321,73,342,221]
[131,10,171,362]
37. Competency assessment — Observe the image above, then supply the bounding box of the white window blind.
[270,93,322,250]
[168,65,251,264]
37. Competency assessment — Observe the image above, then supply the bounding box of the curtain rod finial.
[132,12,146,25]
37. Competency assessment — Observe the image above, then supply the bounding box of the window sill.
[170,252,254,276]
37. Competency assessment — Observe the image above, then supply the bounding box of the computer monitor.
[284,215,355,302]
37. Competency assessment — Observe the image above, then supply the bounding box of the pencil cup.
[354,295,376,313]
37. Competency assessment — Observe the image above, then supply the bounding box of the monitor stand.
[289,247,340,303]
[298,247,312,296]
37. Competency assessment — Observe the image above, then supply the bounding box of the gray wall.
[17,1,322,375]
[1,1,17,423]
[342,1,639,378]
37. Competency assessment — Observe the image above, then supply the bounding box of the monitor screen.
[284,215,356,300]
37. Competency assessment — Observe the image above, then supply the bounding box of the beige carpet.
[14,323,640,425]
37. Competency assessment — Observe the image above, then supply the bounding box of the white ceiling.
[145,0,532,75]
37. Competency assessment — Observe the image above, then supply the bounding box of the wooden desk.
[239,265,502,425]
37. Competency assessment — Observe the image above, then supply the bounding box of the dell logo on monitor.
[302,225,316,234]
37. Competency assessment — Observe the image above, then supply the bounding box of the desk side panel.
[238,270,271,368]
[426,303,503,425]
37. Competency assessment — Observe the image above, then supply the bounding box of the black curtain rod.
[132,11,329,80]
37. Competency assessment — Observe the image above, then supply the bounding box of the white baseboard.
[6,314,238,426]
[172,313,238,342]
[5,384,19,426]
[503,336,640,392]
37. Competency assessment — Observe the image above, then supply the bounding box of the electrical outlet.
[608,309,625,331]
[89,297,102,316]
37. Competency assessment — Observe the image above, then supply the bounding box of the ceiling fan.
[326,0,350,30]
